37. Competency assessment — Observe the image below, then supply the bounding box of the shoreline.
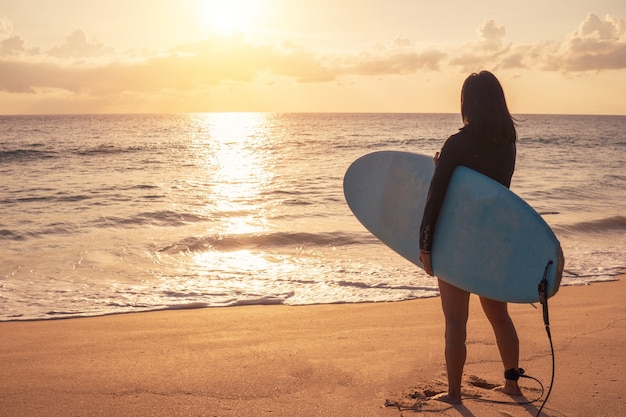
[1,276,624,417]
[2,276,622,324]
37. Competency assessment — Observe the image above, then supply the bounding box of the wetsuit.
[419,127,516,253]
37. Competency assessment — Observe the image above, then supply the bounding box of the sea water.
[1,113,624,321]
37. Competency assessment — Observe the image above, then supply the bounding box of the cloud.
[0,12,625,101]
[260,41,337,82]
[340,37,447,75]
[548,13,626,71]
[1,35,27,56]
[0,16,13,38]
[0,17,39,57]
[448,19,511,71]
[0,31,447,96]
[47,29,115,58]
[0,17,24,56]
[0,35,331,94]
[449,14,626,73]
[478,19,507,51]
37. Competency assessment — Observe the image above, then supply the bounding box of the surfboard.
[343,150,563,303]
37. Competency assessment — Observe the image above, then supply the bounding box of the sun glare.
[201,0,262,35]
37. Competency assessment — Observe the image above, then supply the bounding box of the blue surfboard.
[343,151,563,303]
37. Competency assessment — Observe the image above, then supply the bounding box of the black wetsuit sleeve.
[419,136,461,253]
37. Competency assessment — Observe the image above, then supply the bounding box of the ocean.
[1,113,624,321]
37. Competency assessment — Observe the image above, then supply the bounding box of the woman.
[419,71,522,404]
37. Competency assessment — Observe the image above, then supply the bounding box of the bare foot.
[431,392,463,404]
[496,381,523,397]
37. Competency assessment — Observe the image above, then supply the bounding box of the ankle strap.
[504,368,525,381]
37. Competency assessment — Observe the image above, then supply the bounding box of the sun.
[200,0,262,35]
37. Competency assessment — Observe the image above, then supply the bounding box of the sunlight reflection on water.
[187,112,280,274]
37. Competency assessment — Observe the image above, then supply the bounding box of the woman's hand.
[420,251,434,276]
[433,151,440,166]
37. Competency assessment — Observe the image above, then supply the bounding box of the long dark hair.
[461,71,516,144]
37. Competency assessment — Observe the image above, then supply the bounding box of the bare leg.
[437,279,470,404]
[479,296,523,396]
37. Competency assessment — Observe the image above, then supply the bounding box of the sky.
[1,0,625,115]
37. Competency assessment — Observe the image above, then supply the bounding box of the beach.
[1,274,624,417]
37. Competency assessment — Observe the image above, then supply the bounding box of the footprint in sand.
[467,375,500,390]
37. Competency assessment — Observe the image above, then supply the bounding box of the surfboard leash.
[536,260,556,417]
[476,260,555,416]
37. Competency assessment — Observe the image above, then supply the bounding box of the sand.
[1,275,624,417]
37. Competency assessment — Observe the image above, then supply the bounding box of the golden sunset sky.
[1,0,625,114]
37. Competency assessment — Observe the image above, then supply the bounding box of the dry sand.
[1,275,624,417]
